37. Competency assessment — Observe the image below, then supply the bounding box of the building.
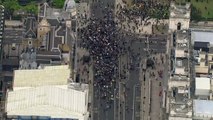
[191,30,213,76]
[0,5,6,119]
[195,77,211,99]
[172,30,190,76]
[6,85,89,120]
[193,100,213,120]
[191,29,213,45]
[167,30,192,120]
[0,5,4,59]
[36,2,73,66]
[194,42,209,52]
[13,65,70,87]
[168,31,194,118]
[169,2,190,32]
[64,0,76,16]
[6,65,90,120]
[194,51,209,76]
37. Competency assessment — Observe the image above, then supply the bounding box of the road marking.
[132,85,137,120]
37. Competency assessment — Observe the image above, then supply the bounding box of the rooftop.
[170,76,189,81]
[39,2,71,20]
[3,28,24,44]
[170,2,190,19]
[195,77,210,90]
[23,17,37,39]
[7,85,89,120]
[194,42,209,49]
[169,85,192,117]
[176,31,189,50]
[14,65,70,87]
[193,100,213,118]
[176,30,189,43]
[191,30,213,45]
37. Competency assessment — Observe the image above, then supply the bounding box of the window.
[28,41,32,45]
[177,22,181,30]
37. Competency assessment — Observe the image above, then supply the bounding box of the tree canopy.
[23,2,38,15]
[52,0,66,9]
[0,0,38,17]
[3,0,20,12]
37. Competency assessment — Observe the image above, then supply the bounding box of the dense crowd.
[80,8,120,100]
[118,1,169,19]
[115,1,169,31]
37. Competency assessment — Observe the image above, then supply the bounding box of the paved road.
[140,53,168,120]
[117,32,167,120]
[80,1,168,119]
[89,0,116,120]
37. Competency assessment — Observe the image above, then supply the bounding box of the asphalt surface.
[92,31,168,120]
[80,1,168,120]
[140,54,167,120]
[89,0,116,120]
[117,32,167,120]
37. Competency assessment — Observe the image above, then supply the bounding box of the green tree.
[74,0,80,3]
[3,0,21,19]
[24,2,38,15]
[52,0,65,9]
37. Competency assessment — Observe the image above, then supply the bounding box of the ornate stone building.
[169,2,191,32]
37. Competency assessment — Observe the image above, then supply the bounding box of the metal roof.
[194,100,213,118]
[195,77,210,90]
[7,85,89,120]
[192,31,213,44]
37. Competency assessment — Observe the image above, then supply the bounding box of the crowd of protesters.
[115,1,169,33]
[79,7,121,101]
[78,0,169,109]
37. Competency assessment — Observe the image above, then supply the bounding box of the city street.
[117,33,167,120]
[140,53,168,120]
[76,0,168,120]
[89,0,116,120]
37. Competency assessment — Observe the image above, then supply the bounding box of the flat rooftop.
[175,58,188,68]
[191,30,213,45]
[170,76,189,81]
[195,77,210,90]
[193,100,213,118]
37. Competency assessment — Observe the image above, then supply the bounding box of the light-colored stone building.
[167,30,193,120]
[169,2,191,32]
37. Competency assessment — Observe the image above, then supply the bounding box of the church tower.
[169,2,191,32]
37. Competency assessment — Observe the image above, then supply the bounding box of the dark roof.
[3,28,24,44]
[36,55,61,60]
[24,17,37,39]
[54,37,62,48]
[37,51,61,56]
[36,59,51,64]
[194,42,209,49]
[48,28,54,51]
[47,25,65,50]
[71,19,76,31]
[2,59,19,66]
[57,24,66,36]
[47,19,60,26]
[36,50,61,65]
